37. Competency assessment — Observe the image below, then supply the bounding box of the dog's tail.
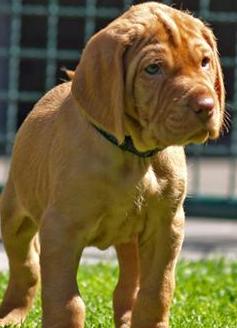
[61,67,75,81]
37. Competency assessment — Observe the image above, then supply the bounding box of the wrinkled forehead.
[154,8,208,48]
[106,2,212,72]
[152,9,212,65]
[116,3,208,48]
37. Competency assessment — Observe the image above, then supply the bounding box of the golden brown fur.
[0,2,224,328]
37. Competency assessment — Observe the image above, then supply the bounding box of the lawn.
[0,259,236,327]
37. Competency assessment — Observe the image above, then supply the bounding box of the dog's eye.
[201,57,210,69]
[145,64,161,75]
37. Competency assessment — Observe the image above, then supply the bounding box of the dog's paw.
[0,319,21,327]
[156,323,168,328]
[116,321,131,328]
[0,308,27,327]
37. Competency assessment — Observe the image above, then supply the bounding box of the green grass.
[0,259,237,327]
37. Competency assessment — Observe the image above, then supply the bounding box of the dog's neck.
[92,124,161,158]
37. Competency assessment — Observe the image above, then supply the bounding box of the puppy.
[0,2,224,328]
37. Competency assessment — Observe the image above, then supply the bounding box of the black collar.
[93,125,161,158]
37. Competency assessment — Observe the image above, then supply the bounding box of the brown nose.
[192,97,215,121]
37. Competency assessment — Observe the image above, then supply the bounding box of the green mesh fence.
[0,0,236,217]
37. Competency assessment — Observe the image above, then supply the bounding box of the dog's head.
[72,2,225,151]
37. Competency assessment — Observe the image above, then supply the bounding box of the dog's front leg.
[113,238,140,328]
[40,208,85,328]
[131,206,185,328]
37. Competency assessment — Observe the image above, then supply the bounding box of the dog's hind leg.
[0,179,40,326]
[113,238,140,328]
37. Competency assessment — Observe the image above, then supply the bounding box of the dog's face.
[72,2,225,151]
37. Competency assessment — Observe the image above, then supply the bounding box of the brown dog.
[0,2,224,328]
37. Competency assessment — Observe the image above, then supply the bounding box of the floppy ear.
[71,28,129,144]
[203,28,225,111]
[214,48,225,112]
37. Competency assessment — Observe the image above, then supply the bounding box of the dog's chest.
[87,165,160,249]
[88,190,144,249]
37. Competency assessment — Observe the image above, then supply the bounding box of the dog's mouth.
[188,122,220,144]
[188,129,209,144]
[153,124,218,148]
[199,116,220,140]
[186,107,221,144]
[149,106,221,148]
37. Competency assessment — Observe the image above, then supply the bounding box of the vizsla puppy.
[0,2,224,328]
